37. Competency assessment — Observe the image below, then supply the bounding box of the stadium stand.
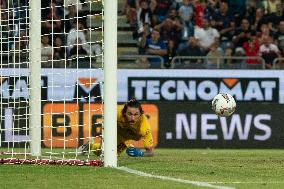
[117,0,284,69]
[1,0,284,69]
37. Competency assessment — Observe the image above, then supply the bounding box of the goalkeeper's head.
[122,98,144,125]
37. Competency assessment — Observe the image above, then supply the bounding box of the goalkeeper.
[78,98,154,157]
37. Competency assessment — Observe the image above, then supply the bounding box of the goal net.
[0,0,117,166]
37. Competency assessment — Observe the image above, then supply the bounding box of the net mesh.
[0,0,104,166]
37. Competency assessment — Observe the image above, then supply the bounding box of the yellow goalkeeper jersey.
[117,107,153,149]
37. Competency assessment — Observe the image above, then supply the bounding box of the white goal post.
[103,0,117,167]
[29,0,42,157]
[0,0,117,167]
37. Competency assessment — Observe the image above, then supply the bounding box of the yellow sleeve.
[117,106,123,122]
[142,129,153,148]
[140,115,153,148]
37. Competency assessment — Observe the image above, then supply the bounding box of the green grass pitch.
[1,149,284,189]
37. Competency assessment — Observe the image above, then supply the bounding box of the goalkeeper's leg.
[78,140,127,155]
[77,139,102,156]
[77,141,91,155]
[91,143,102,156]
[77,135,130,156]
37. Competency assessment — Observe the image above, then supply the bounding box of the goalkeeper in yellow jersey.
[77,98,154,157]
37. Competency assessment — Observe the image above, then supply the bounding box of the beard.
[129,120,136,125]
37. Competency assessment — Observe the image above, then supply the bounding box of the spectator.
[152,0,172,25]
[137,0,154,35]
[123,0,138,27]
[43,1,63,34]
[194,17,220,55]
[41,35,53,67]
[67,20,88,54]
[257,23,275,44]
[53,36,66,67]
[245,0,257,25]
[206,40,223,68]
[6,0,28,46]
[10,31,29,67]
[172,0,183,10]
[224,43,234,65]
[18,31,28,51]
[259,35,281,69]
[274,20,284,55]
[69,38,88,57]
[136,57,150,68]
[204,0,219,20]
[251,8,266,32]
[263,0,279,14]
[165,39,176,68]
[255,0,267,9]
[267,3,284,29]
[66,19,102,62]
[228,0,246,24]
[69,38,92,68]
[167,7,182,24]
[179,37,204,64]
[242,35,261,67]
[192,0,205,28]
[154,17,182,45]
[158,8,183,55]
[178,0,194,39]
[232,18,252,56]
[64,4,78,33]
[64,0,82,11]
[211,1,235,52]
[139,29,167,68]
[137,22,152,53]
[0,0,6,9]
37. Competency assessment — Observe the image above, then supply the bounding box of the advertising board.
[1,69,283,148]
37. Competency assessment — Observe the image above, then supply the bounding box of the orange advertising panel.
[43,103,79,147]
[43,103,158,149]
[83,104,103,144]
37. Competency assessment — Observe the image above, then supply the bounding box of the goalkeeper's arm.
[142,129,154,157]
[126,146,154,157]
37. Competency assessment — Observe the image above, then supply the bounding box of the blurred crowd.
[0,0,101,68]
[1,0,284,69]
[123,0,284,69]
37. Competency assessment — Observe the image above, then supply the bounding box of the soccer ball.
[211,93,236,117]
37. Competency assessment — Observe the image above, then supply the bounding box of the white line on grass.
[116,166,235,189]
[210,182,284,184]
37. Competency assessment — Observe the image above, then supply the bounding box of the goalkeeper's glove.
[126,147,144,157]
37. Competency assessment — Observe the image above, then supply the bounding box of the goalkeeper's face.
[125,107,141,125]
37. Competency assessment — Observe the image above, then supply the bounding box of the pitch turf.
[1,149,284,189]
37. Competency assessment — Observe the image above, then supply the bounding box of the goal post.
[29,0,42,157]
[103,0,117,167]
